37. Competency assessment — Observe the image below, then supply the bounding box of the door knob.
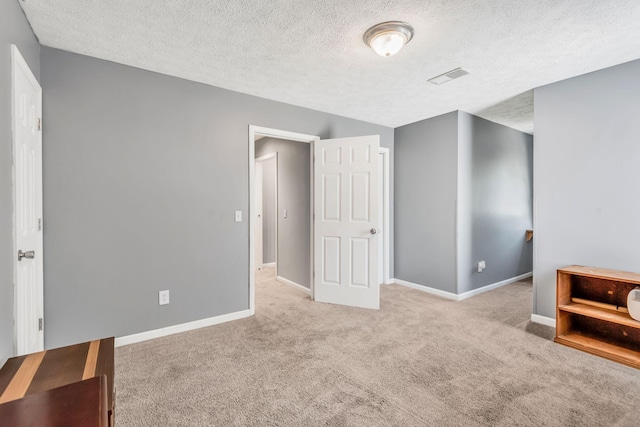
[370,228,378,235]
[18,250,35,261]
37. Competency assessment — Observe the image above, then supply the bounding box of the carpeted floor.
[115,268,640,426]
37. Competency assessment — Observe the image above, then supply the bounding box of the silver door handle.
[18,250,35,261]
[370,228,378,235]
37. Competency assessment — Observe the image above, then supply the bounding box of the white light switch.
[235,211,242,222]
[283,209,287,219]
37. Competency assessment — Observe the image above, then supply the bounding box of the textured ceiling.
[19,0,640,133]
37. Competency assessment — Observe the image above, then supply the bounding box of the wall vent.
[428,67,470,85]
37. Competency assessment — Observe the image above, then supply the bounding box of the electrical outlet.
[477,261,486,273]
[235,211,242,222]
[159,290,170,305]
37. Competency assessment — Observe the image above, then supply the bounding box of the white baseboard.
[457,272,533,301]
[276,276,311,295]
[262,262,276,268]
[393,278,459,300]
[115,309,253,347]
[393,272,533,302]
[531,314,556,328]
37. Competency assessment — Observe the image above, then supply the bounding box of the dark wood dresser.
[0,375,108,426]
[0,337,115,426]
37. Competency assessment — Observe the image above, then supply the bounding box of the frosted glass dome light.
[370,32,406,57]
[364,22,414,57]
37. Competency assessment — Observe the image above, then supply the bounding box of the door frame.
[12,45,44,355]
[255,152,278,272]
[379,148,391,285]
[248,126,319,315]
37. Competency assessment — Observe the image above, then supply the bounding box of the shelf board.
[558,303,640,330]
[555,332,640,369]
[558,265,640,285]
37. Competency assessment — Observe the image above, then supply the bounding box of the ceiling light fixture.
[363,21,414,57]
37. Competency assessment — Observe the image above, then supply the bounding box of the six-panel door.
[314,136,380,309]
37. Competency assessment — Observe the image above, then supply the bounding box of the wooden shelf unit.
[556,266,640,368]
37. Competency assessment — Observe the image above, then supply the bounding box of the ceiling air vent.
[428,67,470,85]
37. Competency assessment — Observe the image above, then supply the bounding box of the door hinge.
[37,118,42,131]
[38,218,42,231]
[38,318,43,331]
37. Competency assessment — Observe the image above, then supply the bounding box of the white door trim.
[11,45,44,355]
[248,126,319,315]
[379,148,391,285]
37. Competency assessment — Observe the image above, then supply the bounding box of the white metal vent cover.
[428,68,470,85]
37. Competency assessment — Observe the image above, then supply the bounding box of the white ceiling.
[19,0,640,133]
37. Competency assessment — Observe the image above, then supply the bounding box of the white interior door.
[314,135,379,309]
[12,45,44,355]
[255,160,263,270]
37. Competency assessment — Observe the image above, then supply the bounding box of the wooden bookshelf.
[556,266,640,369]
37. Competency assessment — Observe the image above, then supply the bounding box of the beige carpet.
[116,268,640,426]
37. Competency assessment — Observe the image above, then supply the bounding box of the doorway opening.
[249,126,317,315]
[254,152,278,272]
[248,126,391,314]
[255,138,311,296]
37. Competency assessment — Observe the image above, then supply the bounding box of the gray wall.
[259,155,276,264]
[40,47,393,348]
[394,112,459,293]
[395,110,533,295]
[457,112,533,293]
[0,0,40,363]
[533,59,640,319]
[256,138,310,288]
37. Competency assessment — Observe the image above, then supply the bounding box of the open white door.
[12,45,44,355]
[314,135,380,309]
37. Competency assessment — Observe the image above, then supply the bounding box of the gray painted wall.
[0,0,40,363]
[259,155,276,264]
[395,110,533,295]
[40,47,393,348]
[394,112,459,293]
[256,138,310,288]
[457,112,533,293]
[533,59,640,319]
